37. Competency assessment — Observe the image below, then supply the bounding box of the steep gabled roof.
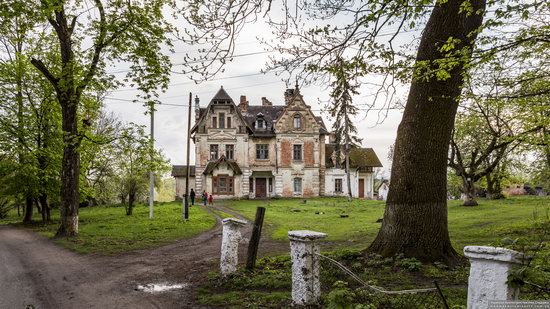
[325,144,383,168]
[210,87,233,104]
[171,165,196,177]
[242,105,284,137]
[191,86,253,134]
[202,155,243,175]
[316,116,329,135]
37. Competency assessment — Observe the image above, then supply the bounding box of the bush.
[0,197,11,219]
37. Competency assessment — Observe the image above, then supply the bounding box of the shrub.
[0,197,11,219]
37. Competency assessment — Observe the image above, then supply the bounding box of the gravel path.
[0,204,288,309]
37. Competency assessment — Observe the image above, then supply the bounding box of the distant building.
[378,180,390,201]
[324,140,383,199]
[172,84,382,199]
[171,165,196,200]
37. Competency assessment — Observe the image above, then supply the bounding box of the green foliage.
[113,122,170,214]
[0,202,216,254]
[0,197,11,219]
[326,281,358,309]
[494,208,550,297]
[396,257,422,272]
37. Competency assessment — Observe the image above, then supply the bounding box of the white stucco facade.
[324,168,376,199]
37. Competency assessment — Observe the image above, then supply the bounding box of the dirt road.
[0,205,288,309]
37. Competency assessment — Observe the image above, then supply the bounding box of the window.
[227,117,232,129]
[256,144,269,159]
[249,177,254,193]
[219,177,227,192]
[294,178,302,193]
[212,116,217,128]
[256,119,265,129]
[293,144,302,160]
[269,178,273,192]
[293,114,302,129]
[219,113,225,128]
[225,145,234,160]
[335,179,343,193]
[210,144,218,160]
[213,175,234,194]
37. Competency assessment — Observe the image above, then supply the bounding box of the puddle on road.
[135,283,189,293]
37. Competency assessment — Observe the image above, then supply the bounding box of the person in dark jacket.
[190,189,196,206]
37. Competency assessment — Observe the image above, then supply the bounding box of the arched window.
[293,114,302,129]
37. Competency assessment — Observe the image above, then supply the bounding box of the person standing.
[202,191,208,206]
[208,194,214,206]
[190,188,196,206]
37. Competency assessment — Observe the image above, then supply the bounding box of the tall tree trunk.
[56,99,80,236]
[368,0,486,265]
[39,194,49,224]
[35,198,42,215]
[486,172,493,199]
[462,176,478,206]
[23,196,33,223]
[344,120,353,202]
[127,190,135,216]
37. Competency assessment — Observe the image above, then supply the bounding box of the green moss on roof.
[349,148,383,168]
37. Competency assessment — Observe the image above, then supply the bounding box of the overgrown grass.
[202,196,550,307]
[0,202,216,254]
[197,250,469,308]
[227,196,550,250]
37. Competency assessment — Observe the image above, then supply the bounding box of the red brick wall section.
[281,139,291,167]
[304,141,314,167]
[303,187,313,197]
[200,151,209,166]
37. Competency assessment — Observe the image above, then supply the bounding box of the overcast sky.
[103,16,416,179]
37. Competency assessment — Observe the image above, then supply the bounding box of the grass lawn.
[226,196,550,250]
[0,202,216,254]
[199,196,550,308]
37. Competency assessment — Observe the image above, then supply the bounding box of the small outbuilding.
[171,165,196,200]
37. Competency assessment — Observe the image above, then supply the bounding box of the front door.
[358,179,365,198]
[255,178,267,198]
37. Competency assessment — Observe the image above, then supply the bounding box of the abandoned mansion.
[172,85,382,199]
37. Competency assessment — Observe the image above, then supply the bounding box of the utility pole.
[183,93,192,220]
[149,102,155,219]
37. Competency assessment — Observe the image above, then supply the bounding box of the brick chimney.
[239,95,248,112]
[261,97,272,106]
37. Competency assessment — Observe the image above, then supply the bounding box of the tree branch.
[30,58,59,92]
[76,0,107,98]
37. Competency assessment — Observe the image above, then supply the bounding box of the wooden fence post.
[246,206,265,271]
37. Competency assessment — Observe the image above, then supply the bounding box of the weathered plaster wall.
[248,137,277,166]
[175,177,197,198]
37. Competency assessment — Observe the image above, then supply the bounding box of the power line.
[109,70,282,93]
[104,96,403,112]
[107,50,273,74]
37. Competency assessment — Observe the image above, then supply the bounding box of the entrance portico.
[249,171,275,199]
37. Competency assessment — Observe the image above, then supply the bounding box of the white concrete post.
[220,218,247,277]
[464,246,528,309]
[288,230,327,306]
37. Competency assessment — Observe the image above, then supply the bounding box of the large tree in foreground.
[181,0,548,264]
[1,0,176,236]
[368,0,486,264]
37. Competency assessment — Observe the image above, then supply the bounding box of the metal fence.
[317,253,450,309]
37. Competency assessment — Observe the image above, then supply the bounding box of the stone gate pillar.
[288,230,327,306]
[220,218,247,277]
[464,246,528,309]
